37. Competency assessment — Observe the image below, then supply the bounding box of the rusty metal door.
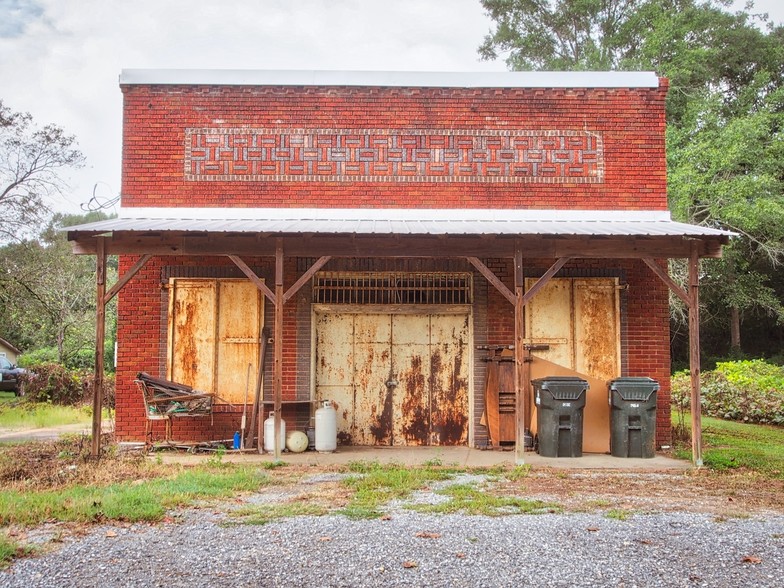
[524,277,620,382]
[314,311,469,446]
[168,280,217,394]
[167,278,264,403]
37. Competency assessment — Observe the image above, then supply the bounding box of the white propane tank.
[315,400,337,453]
[263,411,286,454]
[286,430,309,453]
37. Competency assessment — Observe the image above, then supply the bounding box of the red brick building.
[67,70,730,458]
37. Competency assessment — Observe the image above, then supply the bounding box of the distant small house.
[0,337,21,364]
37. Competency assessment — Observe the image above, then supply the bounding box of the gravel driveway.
[2,483,782,588]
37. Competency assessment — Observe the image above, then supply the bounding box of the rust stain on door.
[429,315,469,445]
[399,355,428,445]
[574,279,620,381]
[168,280,217,392]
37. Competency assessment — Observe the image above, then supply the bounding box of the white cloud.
[0,0,504,213]
[1,0,781,215]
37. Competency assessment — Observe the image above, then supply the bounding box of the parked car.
[0,356,26,395]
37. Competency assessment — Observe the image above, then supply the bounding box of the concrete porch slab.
[149,444,691,471]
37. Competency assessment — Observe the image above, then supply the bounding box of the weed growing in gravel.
[0,532,31,569]
[409,483,560,516]
[230,502,329,525]
[338,462,455,519]
[605,509,632,521]
[506,464,532,482]
[205,446,227,467]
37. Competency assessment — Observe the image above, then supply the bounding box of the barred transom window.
[313,272,472,305]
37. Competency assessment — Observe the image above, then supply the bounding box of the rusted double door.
[315,311,470,446]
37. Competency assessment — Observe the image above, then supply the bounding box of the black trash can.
[608,377,659,458]
[533,376,589,457]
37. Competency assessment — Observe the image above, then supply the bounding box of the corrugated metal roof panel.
[118,69,660,89]
[64,208,734,238]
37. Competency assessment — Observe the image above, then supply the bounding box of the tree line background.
[480,0,784,365]
[1,0,783,372]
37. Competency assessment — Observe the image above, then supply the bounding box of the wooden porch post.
[273,240,284,461]
[91,237,107,458]
[514,246,527,465]
[689,244,703,466]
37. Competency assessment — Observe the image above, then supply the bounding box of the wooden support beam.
[228,255,276,303]
[521,257,570,306]
[284,256,331,303]
[514,246,527,465]
[642,257,690,306]
[91,237,107,458]
[273,240,284,461]
[104,254,152,305]
[689,243,703,466]
[467,256,516,306]
[69,232,728,260]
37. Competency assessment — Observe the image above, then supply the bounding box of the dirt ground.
[2,437,782,519]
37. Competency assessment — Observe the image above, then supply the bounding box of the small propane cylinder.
[286,430,309,453]
[315,400,337,453]
[263,411,286,454]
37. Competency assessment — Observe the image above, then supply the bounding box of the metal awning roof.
[65,208,733,238]
[119,69,660,89]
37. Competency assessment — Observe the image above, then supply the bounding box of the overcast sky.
[1,0,781,217]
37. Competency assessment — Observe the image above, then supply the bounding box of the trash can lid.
[608,377,659,401]
[532,376,589,400]
[609,377,659,389]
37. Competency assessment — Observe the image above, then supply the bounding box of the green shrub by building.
[672,360,784,426]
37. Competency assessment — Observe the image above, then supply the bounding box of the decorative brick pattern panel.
[185,128,604,183]
[121,83,668,210]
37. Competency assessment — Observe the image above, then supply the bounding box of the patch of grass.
[0,402,94,430]
[409,483,560,516]
[231,502,328,525]
[506,464,532,482]
[0,392,16,405]
[673,413,784,478]
[713,512,751,522]
[338,461,455,519]
[0,465,270,526]
[605,509,632,521]
[262,460,287,470]
[0,532,31,569]
[467,464,506,482]
[582,499,612,510]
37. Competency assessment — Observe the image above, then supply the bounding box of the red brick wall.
[116,78,673,447]
[120,82,668,210]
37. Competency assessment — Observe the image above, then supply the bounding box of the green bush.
[17,347,58,367]
[672,360,784,426]
[20,363,87,405]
